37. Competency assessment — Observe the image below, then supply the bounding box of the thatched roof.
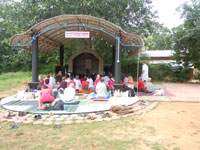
[10,15,144,53]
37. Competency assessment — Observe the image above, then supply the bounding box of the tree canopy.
[144,22,173,50]
[172,0,200,68]
[0,0,157,73]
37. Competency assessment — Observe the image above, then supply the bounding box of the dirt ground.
[138,102,200,150]
[1,84,200,150]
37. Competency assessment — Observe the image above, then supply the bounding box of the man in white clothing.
[62,83,78,103]
[141,61,149,82]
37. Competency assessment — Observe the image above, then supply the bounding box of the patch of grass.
[144,126,157,136]
[173,147,181,150]
[16,132,24,136]
[152,142,167,150]
[0,72,31,92]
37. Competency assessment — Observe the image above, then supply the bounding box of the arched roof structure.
[10,15,144,53]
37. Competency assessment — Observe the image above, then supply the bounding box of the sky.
[152,0,189,29]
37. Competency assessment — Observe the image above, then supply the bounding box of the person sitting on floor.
[44,78,52,89]
[80,77,92,94]
[37,75,45,90]
[40,85,55,106]
[138,77,152,93]
[95,74,100,87]
[49,73,56,88]
[87,75,94,91]
[138,77,145,92]
[108,74,115,94]
[74,75,81,91]
[96,77,107,98]
[62,83,78,103]
[146,78,153,93]
[58,76,67,90]
[127,75,134,89]
[67,76,76,88]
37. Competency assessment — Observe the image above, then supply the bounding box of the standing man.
[141,61,149,83]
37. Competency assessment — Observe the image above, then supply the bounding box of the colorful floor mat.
[3,100,38,106]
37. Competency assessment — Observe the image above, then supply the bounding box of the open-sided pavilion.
[10,15,144,88]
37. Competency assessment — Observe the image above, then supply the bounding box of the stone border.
[0,101,159,125]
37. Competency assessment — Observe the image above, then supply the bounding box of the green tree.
[172,0,200,68]
[0,0,158,73]
[144,23,173,50]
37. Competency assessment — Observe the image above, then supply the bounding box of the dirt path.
[139,102,200,150]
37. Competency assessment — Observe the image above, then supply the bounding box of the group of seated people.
[38,72,153,109]
[123,74,153,93]
[38,72,115,109]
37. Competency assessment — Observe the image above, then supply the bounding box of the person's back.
[49,73,56,87]
[74,75,81,91]
[123,75,128,85]
[67,76,76,88]
[40,85,55,103]
[103,75,109,85]
[108,75,115,91]
[95,74,100,87]
[59,76,67,89]
[63,84,76,103]
[127,76,134,89]
[87,76,94,88]
[96,78,107,98]
[138,79,145,91]
[146,78,153,93]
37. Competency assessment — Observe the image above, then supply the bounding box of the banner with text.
[65,31,90,38]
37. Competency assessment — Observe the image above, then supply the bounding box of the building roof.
[10,15,144,53]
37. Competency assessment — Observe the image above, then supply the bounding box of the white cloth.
[103,76,109,85]
[96,82,107,97]
[74,79,81,90]
[49,76,56,87]
[87,78,94,88]
[63,87,76,103]
[142,64,149,81]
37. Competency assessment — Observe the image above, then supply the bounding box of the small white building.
[140,50,175,64]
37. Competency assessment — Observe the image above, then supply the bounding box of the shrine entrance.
[68,50,104,75]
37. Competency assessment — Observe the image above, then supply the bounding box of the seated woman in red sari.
[80,77,92,94]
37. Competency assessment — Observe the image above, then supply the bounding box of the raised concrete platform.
[0,95,140,115]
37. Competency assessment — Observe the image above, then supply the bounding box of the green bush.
[122,56,191,82]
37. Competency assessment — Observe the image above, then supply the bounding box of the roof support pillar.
[112,46,115,75]
[28,36,39,89]
[114,37,121,84]
[60,45,64,67]
[32,36,39,82]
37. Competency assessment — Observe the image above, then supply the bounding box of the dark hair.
[43,85,48,89]
[45,78,49,84]
[70,76,74,80]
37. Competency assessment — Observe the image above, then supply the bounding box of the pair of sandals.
[5,112,16,119]
[8,124,19,130]
[53,125,63,130]
[34,114,42,120]
[18,111,27,117]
